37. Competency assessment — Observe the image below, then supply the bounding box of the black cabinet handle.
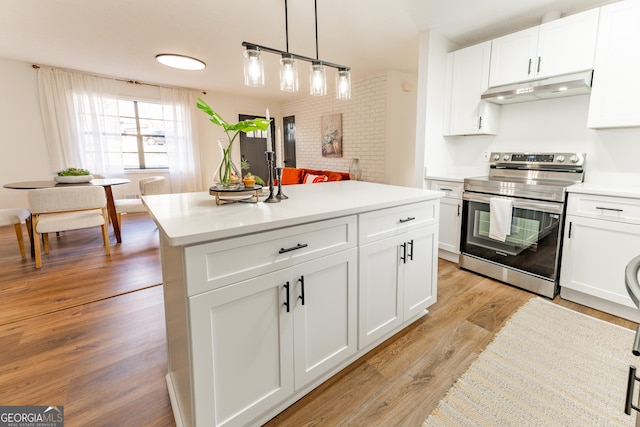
[567,221,572,239]
[408,239,414,261]
[537,56,541,73]
[298,276,305,305]
[596,206,623,213]
[279,243,308,254]
[478,116,483,130]
[283,282,290,312]
[527,58,532,75]
[399,217,415,224]
[457,204,461,217]
[400,242,407,264]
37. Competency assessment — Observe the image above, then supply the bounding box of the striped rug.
[423,298,638,427]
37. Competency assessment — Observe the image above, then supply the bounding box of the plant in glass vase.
[197,98,271,188]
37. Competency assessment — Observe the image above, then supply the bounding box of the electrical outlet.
[482,151,490,161]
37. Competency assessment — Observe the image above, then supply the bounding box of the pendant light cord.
[285,0,289,52]
[314,0,319,61]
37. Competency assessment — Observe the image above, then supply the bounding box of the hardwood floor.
[0,215,636,426]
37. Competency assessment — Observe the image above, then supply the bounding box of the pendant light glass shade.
[243,47,265,87]
[336,69,351,100]
[279,55,299,92]
[310,62,327,96]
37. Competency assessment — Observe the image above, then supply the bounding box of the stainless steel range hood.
[481,71,593,104]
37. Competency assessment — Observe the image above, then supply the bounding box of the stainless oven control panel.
[490,152,585,167]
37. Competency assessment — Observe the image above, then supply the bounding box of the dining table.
[3,178,131,246]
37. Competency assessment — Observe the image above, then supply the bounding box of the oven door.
[460,192,565,281]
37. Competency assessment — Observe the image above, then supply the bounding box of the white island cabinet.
[143,181,443,427]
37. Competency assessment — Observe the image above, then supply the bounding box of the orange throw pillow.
[326,172,344,182]
[281,167,304,185]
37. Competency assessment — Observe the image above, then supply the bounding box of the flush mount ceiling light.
[242,0,351,99]
[156,54,206,71]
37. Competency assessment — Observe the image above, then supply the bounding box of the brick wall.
[280,73,387,183]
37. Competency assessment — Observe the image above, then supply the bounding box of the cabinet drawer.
[359,201,438,245]
[429,180,463,199]
[185,216,357,295]
[567,193,640,225]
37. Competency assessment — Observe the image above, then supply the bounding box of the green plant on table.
[197,98,270,186]
[57,167,91,176]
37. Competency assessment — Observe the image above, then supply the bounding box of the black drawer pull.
[279,243,308,254]
[596,206,623,213]
[400,242,407,264]
[408,239,414,261]
[399,217,415,224]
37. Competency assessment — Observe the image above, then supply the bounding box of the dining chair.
[28,186,110,268]
[114,176,166,226]
[0,208,31,257]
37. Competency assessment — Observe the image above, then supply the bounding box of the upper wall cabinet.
[587,0,640,129]
[489,8,600,87]
[443,41,500,136]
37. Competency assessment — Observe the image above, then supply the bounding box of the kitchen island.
[143,180,444,427]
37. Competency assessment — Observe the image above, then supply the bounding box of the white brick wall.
[281,73,387,183]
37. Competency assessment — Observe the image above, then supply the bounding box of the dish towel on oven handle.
[489,197,513,242]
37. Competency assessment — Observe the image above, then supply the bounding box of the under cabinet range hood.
[481,70,593,104]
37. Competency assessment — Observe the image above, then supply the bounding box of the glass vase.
[349,158,362,181]
[214,138,241,189]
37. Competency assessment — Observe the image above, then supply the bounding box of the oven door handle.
[462,192,564,215]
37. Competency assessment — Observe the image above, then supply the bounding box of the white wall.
[420,32,640,184]
[281,71,417,185]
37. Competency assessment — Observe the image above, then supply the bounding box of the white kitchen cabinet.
[190,249,357,427]
[427,179,463,262]
[560,192,640,322]
[443,41,500,136]
[358,202,439,348]
[489,8,599,87]
[587,0,640,128]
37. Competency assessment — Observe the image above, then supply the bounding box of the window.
[119,100,169,169]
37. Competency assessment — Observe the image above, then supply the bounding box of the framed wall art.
[321,113,342,157]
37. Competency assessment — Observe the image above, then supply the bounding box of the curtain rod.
[32,64,207,94]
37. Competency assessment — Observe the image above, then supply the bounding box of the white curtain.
[37,67,125,177]
[159,87,205,193]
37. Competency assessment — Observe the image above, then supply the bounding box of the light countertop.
[143,181,444,246]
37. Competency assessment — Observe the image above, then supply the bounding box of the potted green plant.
[197,98,270,188]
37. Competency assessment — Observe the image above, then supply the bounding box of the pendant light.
[243,46,265,87]
[336,68,351,100]
[279,1,299,92]
[241,0,351,99]
[156,54,206,71]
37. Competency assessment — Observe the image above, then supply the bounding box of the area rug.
[423,298,638,426]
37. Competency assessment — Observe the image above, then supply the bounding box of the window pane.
[137,101,164,119]
[122,153,140,169]
[120,118,138,135]
[118,100,135,117]
[122,135,138,152]
[145,153,169,168]
[144,138,166,151]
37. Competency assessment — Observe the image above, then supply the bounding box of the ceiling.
[0,0,615,101]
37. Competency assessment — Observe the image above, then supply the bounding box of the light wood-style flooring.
[0,213,636,426]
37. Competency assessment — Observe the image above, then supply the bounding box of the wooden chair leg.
[13,223,26,257]
[117,212,122,228]
[32,217,42,269]
[43,233,50,254]
[102,208,111,256]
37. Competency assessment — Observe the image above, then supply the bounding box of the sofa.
[280,167,350,185]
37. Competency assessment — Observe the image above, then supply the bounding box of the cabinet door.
[402,224,438,320]
[489,27,539,87]
[190,269,294,427]
[438,197,462,254]
[443,41,499,136]
[535,8,599,79]
[588,0,640,128]
[560,215,640,311]
[292,249,357,390]
[358,234,405,349]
